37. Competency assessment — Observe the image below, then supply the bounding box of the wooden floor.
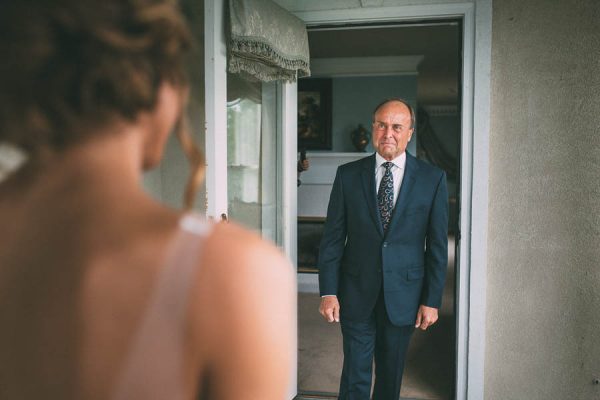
[297,237,455,400]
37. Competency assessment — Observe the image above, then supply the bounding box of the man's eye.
[392,125,402,132]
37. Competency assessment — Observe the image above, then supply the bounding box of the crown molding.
[309,55,423,78]
[423,104,459,117]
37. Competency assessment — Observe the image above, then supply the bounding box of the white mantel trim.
[300,152,368,185]
[305,151,371,158]
[360,0,385,7]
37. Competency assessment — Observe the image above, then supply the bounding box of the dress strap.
[179,213,213,236]
[111,214,212,400]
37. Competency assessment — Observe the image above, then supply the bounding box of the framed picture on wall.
[298,78,332,150]
[297,216,326,273]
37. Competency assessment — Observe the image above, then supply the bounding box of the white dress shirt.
[375,151,406,207]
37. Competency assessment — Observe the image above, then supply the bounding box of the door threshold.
[295,391,337,399]
[295,392,421,400]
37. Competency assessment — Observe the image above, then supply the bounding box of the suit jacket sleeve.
[318,167,347,297]
[421,170,449,308]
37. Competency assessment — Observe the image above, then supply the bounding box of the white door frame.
[293,2,492,399]
[204,0,228,219]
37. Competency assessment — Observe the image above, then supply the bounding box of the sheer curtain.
[226,73,279,242]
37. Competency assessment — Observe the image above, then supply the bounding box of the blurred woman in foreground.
[0,0,295,399]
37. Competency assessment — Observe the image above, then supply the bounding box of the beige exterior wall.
[486,0,600,398]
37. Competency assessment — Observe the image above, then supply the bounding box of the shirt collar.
[375,151,406,171]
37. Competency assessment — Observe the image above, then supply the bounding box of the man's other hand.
[415,305,438,330]
[297,159,310,172]
[319,296,340,323]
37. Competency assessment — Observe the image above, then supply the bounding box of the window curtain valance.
[227,0,311,83]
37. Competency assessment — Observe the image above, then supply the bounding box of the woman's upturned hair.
[0,0,191,155]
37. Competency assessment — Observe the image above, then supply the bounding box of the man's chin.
[379,149,398,160]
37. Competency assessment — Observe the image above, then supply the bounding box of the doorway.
[296,20,462,400]
[202,2,493,398]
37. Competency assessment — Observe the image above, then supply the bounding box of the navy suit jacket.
[318,152,448,326]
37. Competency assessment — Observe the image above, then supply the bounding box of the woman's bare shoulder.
[191,222,295,398]
[192,221,294,311]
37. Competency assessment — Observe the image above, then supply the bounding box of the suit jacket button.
[383,242,388,247]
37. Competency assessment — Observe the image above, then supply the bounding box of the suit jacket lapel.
[386,152,419,236]
[360,154,384,237]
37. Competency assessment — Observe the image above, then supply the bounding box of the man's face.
[371,101,414,161]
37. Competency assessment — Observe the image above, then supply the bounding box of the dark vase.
[351,124,370,152]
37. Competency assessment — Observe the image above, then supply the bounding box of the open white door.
[204,0,298,397]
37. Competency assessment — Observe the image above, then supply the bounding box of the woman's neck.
[1,126,155,211]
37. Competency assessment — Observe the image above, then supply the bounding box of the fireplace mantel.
[298,152,371,217]
[299,152,370,185]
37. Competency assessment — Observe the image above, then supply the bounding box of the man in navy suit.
[318,98,448,400]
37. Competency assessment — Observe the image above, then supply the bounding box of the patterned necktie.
[377,162,394,232]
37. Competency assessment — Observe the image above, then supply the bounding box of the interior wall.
[331,75,417,152]
[486,0,600,398]
[143,0,206,211]
[427,115,459,159]
[425,112,460,224]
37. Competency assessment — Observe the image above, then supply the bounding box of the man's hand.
[298,159,310,172]
[319,296,340,323]
[415,305,438,330]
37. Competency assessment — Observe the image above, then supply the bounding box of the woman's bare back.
[0,155,295,400]
[0,162,200,399]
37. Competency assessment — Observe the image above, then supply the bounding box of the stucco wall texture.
[486,0,600,399]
